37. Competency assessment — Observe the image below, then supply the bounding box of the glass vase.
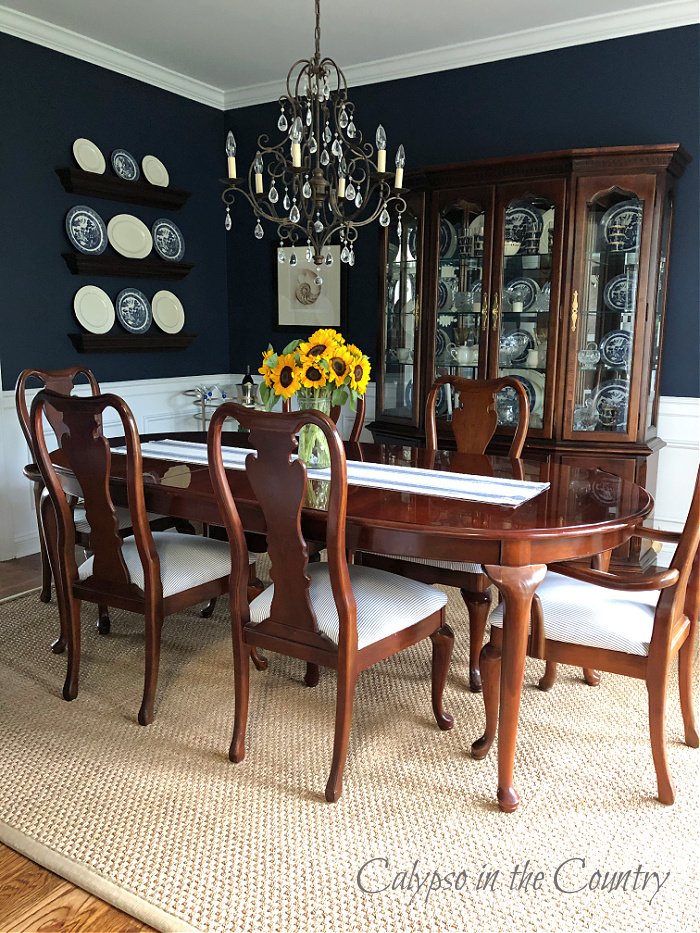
[296,393,332,469]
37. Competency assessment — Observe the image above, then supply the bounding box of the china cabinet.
[371,144,689,567]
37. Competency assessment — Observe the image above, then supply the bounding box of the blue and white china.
[599,329,632,369]
[506,277,540,312]
[65,205,108,255]
[437,278,453,311]
[439,218,458,258]
[601,201,643,252]
[435,327,451,361]
[603,273,636,312]
[407,227,418,261]
[111,149,140,182]
[593,379,630,429]
[499,329,535,366]
[116,288,152,335]
[504,204,542,244]
[152,218,185,262]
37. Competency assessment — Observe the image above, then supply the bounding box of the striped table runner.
[118,439,549,507]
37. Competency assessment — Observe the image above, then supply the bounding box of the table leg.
[483,563,546,813]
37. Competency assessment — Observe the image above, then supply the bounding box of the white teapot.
[450,343,478,366]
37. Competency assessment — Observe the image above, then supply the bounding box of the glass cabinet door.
[377,195,423,424]
[565,176,655,440]
[492,181,566,436]
[432,187,494,424]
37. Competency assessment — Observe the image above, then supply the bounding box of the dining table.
[48,431,653,812]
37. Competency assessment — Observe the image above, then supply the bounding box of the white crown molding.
[225,0,698,109]
[0,4,224,109]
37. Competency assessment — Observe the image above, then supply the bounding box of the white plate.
[72,138,106,174]
[152,290,185,334]
[142,155,169,187]
[73,285,115,334]
[107,214,152,259]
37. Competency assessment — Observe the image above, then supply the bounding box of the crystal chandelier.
[221,0,407,272]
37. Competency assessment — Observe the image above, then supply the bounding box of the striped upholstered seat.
[490,570,658,657]
[369,553,482,574]
[250,562,447,650]
[73,505,160,535]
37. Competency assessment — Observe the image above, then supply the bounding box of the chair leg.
[325,667,358,803]
[305,662,320,687]
[40,493,66,655]
[430,623,455,730]
[33,482,52,604]
[647,662,674,805]
[539,660,558,691]
[583,668,601,686]
[678,632,699,748]
[461,588,490,692]
[471,628,502,760]
[62,595,82,702]
[229,639,251,764]
[138,607,163,726]
[97,605,111,635]
[200,598,217,618]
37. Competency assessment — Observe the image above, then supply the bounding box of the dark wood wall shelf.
[57,167,190,209]
[62,252,193,279]
[69,332,195,353]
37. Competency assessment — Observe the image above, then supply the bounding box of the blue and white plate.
[593,379,630,430]
[437,279,452,311]
[497,376,535,416]
[505,204,542,244]
[439,219,458,258]
[601,200,643,252]
[407,227,418,261]
[116,288,152,334]
[603,273,636,312]
[65,205,108,255]
[152,218,185,262]
[111,149,140,182]
[599,329,632,369]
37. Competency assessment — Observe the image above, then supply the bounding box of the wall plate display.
[603,273,636,312]
[141,155,169,187]
[599,329,632,369]
[65,205,108,255]
[72,138,106,174]
[107,214,153,259]
[601,200,643,252]
[73,285,114,334]
[152,218,185,262]
[116,288,152,334]
[111,149,140,182]
[593,379,630,429]
[151,290,185,334]
[506,277,540,311]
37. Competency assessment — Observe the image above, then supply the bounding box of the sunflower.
[348,353,371,394]
[299,328,344,360]
[269,352,302,398]
[258,348,275,387]
[327,345,355,387]
[299,357,329,390]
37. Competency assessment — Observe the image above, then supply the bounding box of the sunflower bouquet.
[257,328,370,411]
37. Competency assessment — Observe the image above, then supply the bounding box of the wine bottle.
[242,365,254,386]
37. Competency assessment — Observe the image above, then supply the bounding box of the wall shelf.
[62,252,193,279]
[56,167,190,209]
[69,332,195,353]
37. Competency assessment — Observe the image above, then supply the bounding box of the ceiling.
[0,0,695,108]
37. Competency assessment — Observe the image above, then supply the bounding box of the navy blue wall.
[226,25,699,397]
[0,31,227,389]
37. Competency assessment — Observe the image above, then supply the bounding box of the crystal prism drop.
[320,149,330,166]
[338,107,349,129]
[314,218,324,233]
[323,123,332,144]
[347,120,356,138]
[325,251,334,266]
[289,203,300,223]
[283,192,291,211]
[340,244,350,263]
[309,134,318,154]
[289,252,297,266]
[254,220,264,239]
[303,178,312,199]
[224,209,232,231]
[349,248,356,266]
[306,246,313,262]
[314,273,324,285]
[331,137,342,158]
[345,182,356,200]
[278,248,286,264]
[323,80,330,100]
[354,191,363,208]
[278,112,288,132]
[379,207,391,227]
[268,183,279,203]
[397,218,403,240]
[305,105,312,127]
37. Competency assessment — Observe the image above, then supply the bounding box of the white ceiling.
[0,0,696,108]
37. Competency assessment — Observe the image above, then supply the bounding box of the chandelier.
[221,0,407,272]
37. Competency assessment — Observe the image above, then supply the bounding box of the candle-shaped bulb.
[290,116,303,167]
[337,158,347,199]
[375,124,387,173]
[254,150,264,194]
[226,130,237,178]
[394,144,406,188]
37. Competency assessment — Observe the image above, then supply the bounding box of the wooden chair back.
[425,375,529,457]
[30,389,159,603]
[16,366,100,454]
[658,465,700,626]
[208,402,356,653]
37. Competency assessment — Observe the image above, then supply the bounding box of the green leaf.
[259,382,270,404]
[331,387,347,407]
[282,338,301,355]
[348,387,357,411]
[265,353,278,369]
[316,358,330,370]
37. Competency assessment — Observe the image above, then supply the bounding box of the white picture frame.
[276,246,343,329]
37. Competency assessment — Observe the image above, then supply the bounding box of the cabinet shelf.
[62,252,193,279]
[69,332,195,353]
[56,167,190,209]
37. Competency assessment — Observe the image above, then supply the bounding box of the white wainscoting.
[0,379,694,563]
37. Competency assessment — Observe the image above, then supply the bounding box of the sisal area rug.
[0,561,698,933]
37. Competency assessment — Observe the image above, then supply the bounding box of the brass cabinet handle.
[481,292,489,331]
[414,297,420,330]
[570,290,579,333]
[491,293,500,332]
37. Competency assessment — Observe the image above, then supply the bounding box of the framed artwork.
[276,246,344,329]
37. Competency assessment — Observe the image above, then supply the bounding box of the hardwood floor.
[0,555,154,933]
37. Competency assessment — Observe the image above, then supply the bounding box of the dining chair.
[16,366,184,643]
[359,375,529,693]
[208,402,454,802]
[474,465,700,805]
[30,388,240,726]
